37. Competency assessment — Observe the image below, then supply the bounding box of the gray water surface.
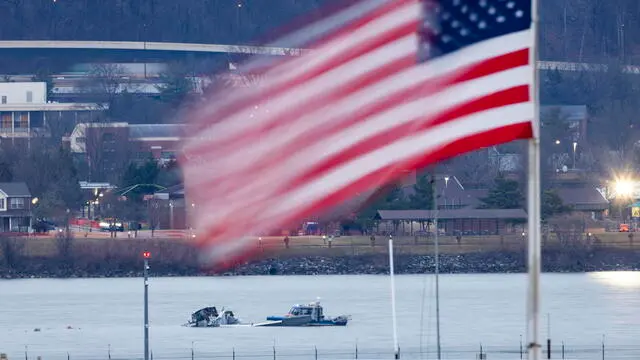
[1,273,640,359]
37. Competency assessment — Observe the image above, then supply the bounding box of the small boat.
[184,306,241,327]
[262,299,350,327]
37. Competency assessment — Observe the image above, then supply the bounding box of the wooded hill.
[0,0,639,64]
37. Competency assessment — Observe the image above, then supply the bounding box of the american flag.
[182,0,535,264]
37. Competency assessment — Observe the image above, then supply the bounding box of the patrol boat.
[261,299,350,327]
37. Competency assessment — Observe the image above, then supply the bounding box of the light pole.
[143,251,151,360]
[572,141,577,169]
[169,200,174,230]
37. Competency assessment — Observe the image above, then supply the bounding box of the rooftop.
[555,187,609,211]
[376,209,527,221]
[0,182,31,197]
[129,124,186,139]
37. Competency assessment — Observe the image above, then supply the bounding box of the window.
[0,112,11,129]
[26,91,33,103]
[9,198,25,210]
[0,198,5,211]
[14,112,28,130]
[76,137,86,143]
[1,96,6,104]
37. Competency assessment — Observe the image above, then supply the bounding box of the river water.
[1,273,640,360]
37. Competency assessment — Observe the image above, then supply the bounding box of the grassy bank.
[0,233,639,278]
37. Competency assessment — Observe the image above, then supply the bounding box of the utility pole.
[143,251,151,360]
[431,170,441,360]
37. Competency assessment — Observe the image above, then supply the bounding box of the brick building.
[64,122,185,178]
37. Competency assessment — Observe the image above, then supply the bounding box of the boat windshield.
[288,306,312,316]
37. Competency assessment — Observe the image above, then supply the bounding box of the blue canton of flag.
[419,0,532,61]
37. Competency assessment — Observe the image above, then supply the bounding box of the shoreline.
[2,248,640,279]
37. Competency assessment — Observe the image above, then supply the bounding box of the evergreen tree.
[541,189,572,221]
[480,176,524,209]
[409,174,434,209]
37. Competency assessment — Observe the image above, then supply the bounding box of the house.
[0,82,103,142]
[64,122,186,173]
[0,182,33,232]
[555,186,609,220]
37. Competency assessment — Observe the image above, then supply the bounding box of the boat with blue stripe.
[263,299,350,327]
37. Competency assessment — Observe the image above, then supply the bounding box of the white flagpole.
[388,237,400,359]
[527,0,541,360]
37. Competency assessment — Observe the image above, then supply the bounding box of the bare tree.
[80,63,135,116]
[449,150,496,188]
[76,122,131,182]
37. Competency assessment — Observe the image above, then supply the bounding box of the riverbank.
[2,247,640,279]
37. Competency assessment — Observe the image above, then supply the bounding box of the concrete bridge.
[2,40,640,74]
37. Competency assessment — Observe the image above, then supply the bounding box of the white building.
[0,82,104,139]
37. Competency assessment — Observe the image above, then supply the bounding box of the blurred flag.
[182,0,535,265]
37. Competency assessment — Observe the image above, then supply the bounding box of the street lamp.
[614,179,634,198]
[572,142,578,169]
[555,139,560,145]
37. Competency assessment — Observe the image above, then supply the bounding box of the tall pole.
[388,237,400,359]
[527,0,542,360]
[431,172,442,360]
[143,251,151,360]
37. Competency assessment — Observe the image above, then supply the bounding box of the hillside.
[0,0,639,64]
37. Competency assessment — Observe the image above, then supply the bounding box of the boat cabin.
[287,302,325,322]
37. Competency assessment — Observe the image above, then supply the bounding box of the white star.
[488,7,496,15]
[469,13,478,22]
[497,16,506,23]
[507,1,515,9]
[461,5,468,13]
[451,20,460,28]
[479,0,488,7]
[478,21,487,29]
[442,35,452,43]
[515,10,524,18]
[460,28,469,36]
[452,0,461,6]
[442,12,451,20]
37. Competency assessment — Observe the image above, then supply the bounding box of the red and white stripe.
[182,0,534,263]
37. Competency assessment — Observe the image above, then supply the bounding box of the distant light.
[143,251,152,259]
[614,179,634,198]
[237,2,242,7]
[31,197,39,205]
[522,232,526,237]
[555,139,560,145]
